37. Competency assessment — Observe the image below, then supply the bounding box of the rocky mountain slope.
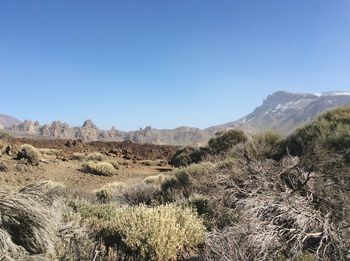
[3,91,350,145]
[0,114,20,129]
[208,91,350,134]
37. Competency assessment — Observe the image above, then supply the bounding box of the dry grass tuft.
[144,174,167,185]
[0,181,64,259]
[38,148,61,156]
[71,152,87,161]
[86,152,106,162]
[82,161,117,176]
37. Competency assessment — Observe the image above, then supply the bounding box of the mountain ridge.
[3,91,350,145]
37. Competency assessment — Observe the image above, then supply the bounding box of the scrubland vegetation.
[1,107,350,260]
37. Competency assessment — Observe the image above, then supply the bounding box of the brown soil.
[0,138,177,195]
[9,138,178,161]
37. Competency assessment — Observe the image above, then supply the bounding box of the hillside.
[0,113,20,129]
[207,91,350,134]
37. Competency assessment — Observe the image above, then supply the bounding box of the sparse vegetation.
[2,107,350,260]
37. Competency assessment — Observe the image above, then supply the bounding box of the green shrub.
[169,146,205,167]
[246,131,283,160]
[284,106,350,162]
[82,161,117,176]
[75,203,205,260]
[17,144,40,166]
[161,170,189,192]
[208,129,247,155]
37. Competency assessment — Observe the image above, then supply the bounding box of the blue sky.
[1,1,350,130]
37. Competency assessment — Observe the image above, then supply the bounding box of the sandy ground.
[0,153,173,195]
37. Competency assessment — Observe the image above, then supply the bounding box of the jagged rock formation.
[3,91,350,145]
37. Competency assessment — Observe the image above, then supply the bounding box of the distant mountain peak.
[209,90,350,135]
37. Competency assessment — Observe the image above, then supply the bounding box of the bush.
[38,148,61,156]
[94,181,160,205]
[208,129,247,155]
[86,152,106,162]
[169,146,205,167]
[17,144,40,166]
[161,170,190,192]
[71,152,87,161]
[74,203,205,260]
[284,106,350,161]
[144,174,167,185]
[82,161,117,176]
[245,131,283,160]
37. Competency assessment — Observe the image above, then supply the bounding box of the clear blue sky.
[1,1,350,130]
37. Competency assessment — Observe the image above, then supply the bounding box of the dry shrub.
[0,181,64,259]
[144,174,167,185]
[140,160,154,166]
[38,148,61,156]
[94,182,126,204]
[159,163,214,202]
[108,160,119,170]
[72,152,87,161]
[55,201,96,261]
[75,203,205,260]
[86,152,106,162]
[199,154,350,260]
[17,144,40,166]
[82,162,117,176]
[95,181,160,205]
